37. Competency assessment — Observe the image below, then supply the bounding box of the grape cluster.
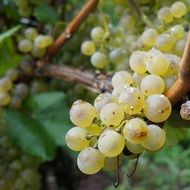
[0,121,41,190]
[18,27,53,58]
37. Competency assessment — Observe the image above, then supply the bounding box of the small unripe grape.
[100,103,124,127]
[0,77,13,92]
[126,140,144,154]
[109,48,125,64]
[70,100,97,128]
[123,118,148,144]
[142,124,166,151]
[157,7,173,23]
[143,94,172,123]
[18,39,32,53]
[98,130,125,157]
[90,52,108,69]
[65,127,89,151]
[170,25,184,40]
[81,41,96,56]
[90,26,105,42]
[24,27,38,41]
[0,92,11,106]
[170,1,187,18]
[77,147,104,174]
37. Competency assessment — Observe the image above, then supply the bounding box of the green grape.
[13,83,29,99]
[132,72,148,87]
[126,140,144,154]
[109,48,125,64]
[164,75,176,91]
[18,39,32,53]
[43,35,53,46]
[0,77,13,92]
[81,41,96,56]
[129,51,147,74]
[119,14,135,31]
[143,94,172,123]
[70,100,97,128]
[123,118,148,144]
[6,69,19,82]
[31,46,46,58]
[0,92,11,106]
[34,35,53,49]
[142,124,166,151]
[104,156,122,171]
[140,74,165,96]
[112,71,133,88]
[170,1,187,18]
[77,147,104,174]
[145,48,170,75]
[175,38,186,56]
[170,24,184,40]
[98,130,125,157]
[157,7,173,23]
[18,6,32,17]
[141,28,159,47]
[90,26,105,42]
[90,52,108,69]
[100,103,124,127]
[65,127,89,151]
[118,87,145,114]
[24,27,38,41]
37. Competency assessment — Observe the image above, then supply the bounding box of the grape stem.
[45,0,99,60]
[127,154,140,177]
[165,32,190,105]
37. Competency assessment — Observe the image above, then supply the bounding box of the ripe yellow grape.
[24,27,38,41]
[175,38,186,56]
[90,52,108,69]
[0,92,11,106]
[123,118,148,144]
[81,41,96,56]
[170,1,187,18]
[98,130,125,157]
[77,147,104,174]
[164,75,177,91]
[157,7,173,23]
[18,39,32,53]
[170,25,184,40]
[90,26,105,42]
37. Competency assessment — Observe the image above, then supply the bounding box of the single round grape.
[34,35,52,49]
[157,7,173,23]
[31,46,46,58]
[164,75,177,91]
[81,41,96,56]
[94,93,116,113]
[140,74,165,96]
[145,48,169,75]
[77,147,104,174]
[43,35,53,46]
[156,33,175,52]
[65,127,89,151]
[0,77,13,92]
[13,83,29,99]
[104,156,122,171]
[109,48,125,64]
[141,28,159,47]
[123,118,148,144]
[90,26,105,42]
[132,72,148,87]
[0,92,11,106]
[175,38,186,56]
[129,51,147,74]
[143,94,172,123]
[70,100,97,128]
[126,140,144,154]
[90,52,108,69]
[112,71,133,88]
[24,27,38,41]
[18,39,32,53]
[6,69,19,82]
[170,25,184,40]
[118,87,145,114]
[98,130,125,157]
[18,6,32,17]
[170,1,187,18]
[142,124,166,151]
[100,103,124,127]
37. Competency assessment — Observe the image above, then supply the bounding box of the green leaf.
[34,5,59,24]
[0,25,21,44]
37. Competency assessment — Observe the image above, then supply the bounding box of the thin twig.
[114,156,120,188]
[127,154,140,177]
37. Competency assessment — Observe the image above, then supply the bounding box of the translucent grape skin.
[90,52,108,69]
[65,127,89,151]
[109,48,124,64]
[98,130,125,157]
[157,7,173,23]
[81,41,96,56]
[142,124,166,151]
[70,100,97,128]
[100,103,124,127]
[123,118,148,144]
[141,28,158,47]
[90,26,105,42]
[77,147,104,174]
[170,1,187,18]
[143,94,172,123]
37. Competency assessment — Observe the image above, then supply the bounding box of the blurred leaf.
[34,5,59,23]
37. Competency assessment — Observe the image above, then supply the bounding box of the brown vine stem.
[46,0,99,59]
[165,32,190,106]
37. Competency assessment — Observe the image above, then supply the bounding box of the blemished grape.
[126,140,144,154]
[145,48,169,75]
[170,25,184,40]
[170,1,187,18]
[118,87,145,114]
[129,51,147,74]
[157,7,173,23]
[24,27,38,41]
[70,100,97,128]
[123,118,148,144]
[100,103,124,126]
[0,77,13,92]
[104,156,122,171]
[0,92,11,106]
[65,127,89,151]
[112,71,133,88]
[90,26,105,42]
[18,39,32,53]
[77,147,104,174]
[109,48,125,64]
[141,28,159,47]
[180,101,190,120]
[142,124,166,151]
[98,130,125,157]
[140,74,165,96]
[143,94,172,123]
[81,41,96,56]
[90,52,108,69]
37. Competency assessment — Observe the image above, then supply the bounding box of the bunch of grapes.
[0,121,41,190]
[18,27,53,58]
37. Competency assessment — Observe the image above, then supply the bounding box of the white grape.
[24,27,38,40]
[109,48,125,64]
[18,39,32,53]
[81,41,96,56]
[90,26,105,42]
[157,7,173,23]
[170,1,187,18]
[170,25,184,40]
[90,52,108,69]
[126,140,144,154]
